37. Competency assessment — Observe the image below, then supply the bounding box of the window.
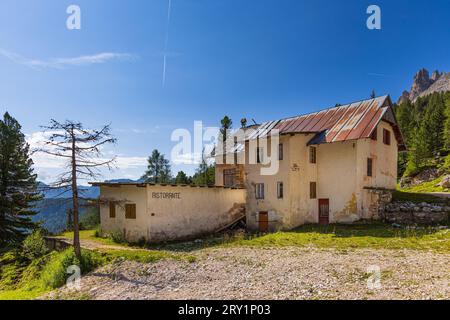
[223,169,236,187]
[367,158,373,177]
[256,147,264,164]
[255,183,265,199]
[383,129,391,145]
[371,128,377,141]
[278,143,284,161]
[310,182,317,199]
[277,182,284,199]
[125,203,136,219]
[309,146,317,164]
[109,202,116,218]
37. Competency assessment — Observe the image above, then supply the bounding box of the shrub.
[94,226,103,238]
[40,249,105,289]
[21,231,49,260]
[109,230,126,244]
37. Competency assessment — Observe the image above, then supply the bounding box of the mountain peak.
[398,68,450,104]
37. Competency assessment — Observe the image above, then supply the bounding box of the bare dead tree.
[36,120,116,259]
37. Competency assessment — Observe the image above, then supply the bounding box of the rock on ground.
[45,247,450,300]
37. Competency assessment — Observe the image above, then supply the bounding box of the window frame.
[278,143,283,161]
[367,158,373,177]
[256,147,264,164]
[109,201,116,218]
[383,129,391,145]
[255,183,265,200]
[309,146,317,164]
[125,203,137,219]
[277,182,284,199]
[310,182,317,199]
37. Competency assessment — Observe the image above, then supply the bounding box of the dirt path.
[54,237,137,251]
[46,247,450,300]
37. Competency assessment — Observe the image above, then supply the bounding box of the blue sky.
[1,0,449,183]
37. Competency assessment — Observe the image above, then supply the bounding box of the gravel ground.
[46,247,450,300]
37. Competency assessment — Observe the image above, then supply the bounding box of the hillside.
[33,179,138,234]
[395,69,450,192]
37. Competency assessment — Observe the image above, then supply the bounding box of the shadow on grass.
[392,190,450,205]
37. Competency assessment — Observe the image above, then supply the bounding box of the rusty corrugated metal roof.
[247,95,406,150]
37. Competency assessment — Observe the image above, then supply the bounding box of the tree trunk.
[71,128,82,260]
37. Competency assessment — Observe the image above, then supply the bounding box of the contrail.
[162,0,172,87]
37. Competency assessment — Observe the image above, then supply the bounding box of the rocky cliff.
[398,68,450,104]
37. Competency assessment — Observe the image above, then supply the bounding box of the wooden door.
[318,199,329,225]
[259,212,269,232]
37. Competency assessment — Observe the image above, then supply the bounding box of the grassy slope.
[400,176,447,193]
[3,224,449,300]
[61,225,450,254]
[155,224,450,253]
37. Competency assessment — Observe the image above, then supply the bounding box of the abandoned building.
[93,95,405,242]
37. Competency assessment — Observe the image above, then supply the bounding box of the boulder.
[440,175,450,188]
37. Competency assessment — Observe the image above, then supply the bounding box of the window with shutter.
[383,129,391,145]
[277,182,283,199]
[125,203,136,219]
[310,182,317,199]
[309,147,316,164]
[367,158,373,177]
[109,202,116,218]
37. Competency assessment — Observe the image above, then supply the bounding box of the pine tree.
[0,112,41,246]
[395,100,415,144]
[404,126,429,176]
[175,171,191,185]
[421,93,446,156]
[444,92,450,150]
[142,149,172,183]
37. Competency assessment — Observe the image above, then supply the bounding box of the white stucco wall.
[244,122,399,229]
[99,185,246,242]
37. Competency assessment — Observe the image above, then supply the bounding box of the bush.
[40,249,105,289]
[79,207,100,230]
[109,230,126,244]
[94,226,103,238]
[21,231,49,260]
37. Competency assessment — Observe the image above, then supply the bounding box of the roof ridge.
[262,95,389,124]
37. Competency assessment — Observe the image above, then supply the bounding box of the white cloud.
[0,49,135,69]
[26,131,147,183]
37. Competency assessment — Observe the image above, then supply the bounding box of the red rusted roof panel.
[302,110,328,132]
[333,101,372,142]
[309,108,336,132]
[325,102,361,142]
[244,96,403,147]
[360,107,386,138]
[345,100,379,140]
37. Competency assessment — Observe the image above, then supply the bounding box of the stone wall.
[381,201,449,225]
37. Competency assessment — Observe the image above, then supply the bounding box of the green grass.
[400,176,447,193]
[0,248,106,300]
[228,224,449,252]
[58,230,196,262]
[392,190,450,204]
[58,230,122,247]
[153,223,450,253]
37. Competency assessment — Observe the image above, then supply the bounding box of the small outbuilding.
[91,182,246,242]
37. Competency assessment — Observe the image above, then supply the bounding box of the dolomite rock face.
[397,68,450,104]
